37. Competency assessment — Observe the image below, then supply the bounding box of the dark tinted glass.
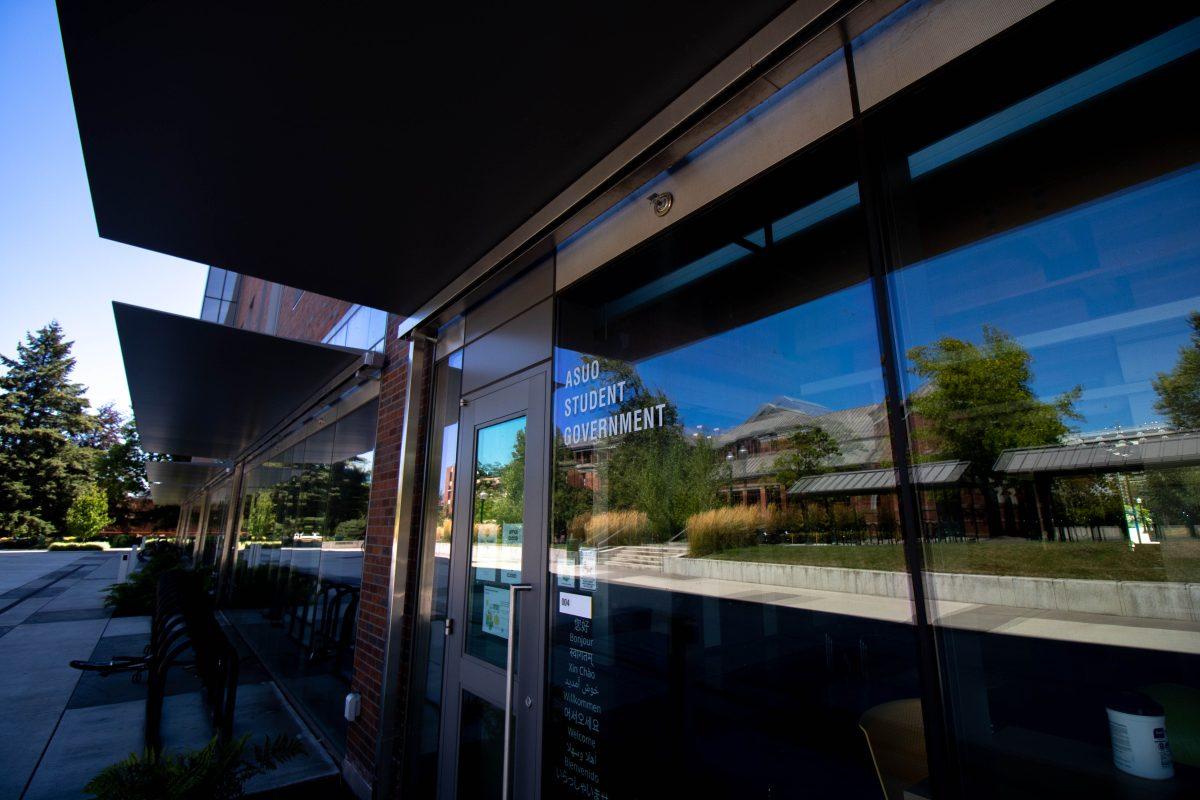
[226,399,376,754]
[876,6,1200,796]
[549,131,929,798]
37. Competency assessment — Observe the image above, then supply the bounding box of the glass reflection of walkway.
[228,544,364,752]
[577,559,1200,655]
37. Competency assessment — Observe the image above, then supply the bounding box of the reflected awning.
[789,460,971,496]
[994,431,1200,475]
[114,302,368,460]
[58,2,793,315]
[146,460,232,506]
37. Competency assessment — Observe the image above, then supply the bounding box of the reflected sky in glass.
[891,165,1200,432]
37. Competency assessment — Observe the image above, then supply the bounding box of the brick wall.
[276,289,352,343]
[228,275,351,343]
[344,316,432,795]
[230,275,270,332]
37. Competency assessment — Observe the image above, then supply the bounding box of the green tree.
[247,492,279,541]
[591,358,719,539]
[80,401,124,450]
[1052,475,1123,540]
[65,482,113,540]
[552,434,593,542]
[94,416,153,530]
[908,326,1080,535]
[477,429,525,526]
[328,456,372,532]
[1153,311,1200,429]
[0,322,97,535]
[774,424,842,489]
[1143,468,1200,537]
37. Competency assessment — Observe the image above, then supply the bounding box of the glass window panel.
[200,297,220,322]
[884,12,1200,796]
[225,401,377,758]
[346,306,370,349]
[367,307,388,349]
[457,690,506,800]
[220,270,237,301]
[465,415,527,668]
[204,267,226,299]
[548,132,926,799]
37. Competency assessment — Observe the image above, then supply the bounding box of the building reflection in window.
[549,129,929,799]
[881,9,1200,795]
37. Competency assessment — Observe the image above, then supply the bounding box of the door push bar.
[502,583,533,800]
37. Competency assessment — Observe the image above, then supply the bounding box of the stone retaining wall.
[663,556,1200,623]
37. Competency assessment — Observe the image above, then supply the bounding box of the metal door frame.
[436,364,549,800]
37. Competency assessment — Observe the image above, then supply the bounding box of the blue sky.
[0,1,206,415]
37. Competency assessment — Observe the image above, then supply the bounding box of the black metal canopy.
[58,1,793,315]
[146,460,231,506]
[113,302,365,460]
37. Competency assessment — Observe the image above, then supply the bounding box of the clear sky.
[0,1,207,415]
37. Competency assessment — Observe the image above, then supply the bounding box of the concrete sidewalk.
[0,551,122,799]
[0,551,338,799]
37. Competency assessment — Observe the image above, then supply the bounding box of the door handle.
[502,583,532,800]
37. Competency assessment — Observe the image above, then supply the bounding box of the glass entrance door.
[437,368,548,800]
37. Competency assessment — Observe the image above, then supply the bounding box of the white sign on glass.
[501,522,523,584]
[579,547,597,591]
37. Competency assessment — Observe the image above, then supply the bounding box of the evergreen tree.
[0,322,97,535]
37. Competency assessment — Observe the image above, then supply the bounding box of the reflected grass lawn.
[708,538,1200,582]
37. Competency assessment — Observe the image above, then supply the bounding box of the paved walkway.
[0,551,124,799]
[0,551,338,799]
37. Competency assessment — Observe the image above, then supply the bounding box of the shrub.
[832,503,862,538]
[66,483,113,541]
[85,733,305,800]
[49,541,107,551]
[877,502,898,541]
[582,510,653,546]
[105,545,185,616]
[687,506,764,556]
[333,517,367,540]
[0,536,46,550]
[566,512,590,542]
[109,533,140,548]
[474,521,500,542]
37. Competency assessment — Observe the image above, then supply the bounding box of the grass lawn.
[706,538,1200,583]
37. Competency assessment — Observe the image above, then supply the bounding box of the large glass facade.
[225,397,378,752]
[544,4,1200,798]
[872,5,1200,796]
[550,129,926,798]
[199,484,229,568]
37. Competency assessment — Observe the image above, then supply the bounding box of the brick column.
[344,319,433,799]
[344,317,408,789]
